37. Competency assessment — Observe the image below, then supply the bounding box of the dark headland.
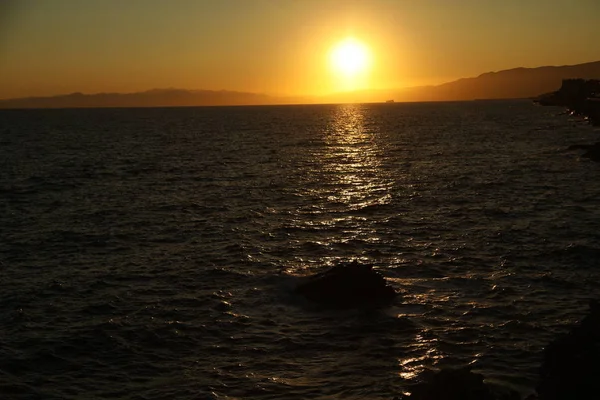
[536,79,600,161]
[536,79,600,125]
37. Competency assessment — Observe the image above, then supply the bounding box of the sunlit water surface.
[1,101,600,399]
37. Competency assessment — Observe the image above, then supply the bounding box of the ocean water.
[1,101,600,399]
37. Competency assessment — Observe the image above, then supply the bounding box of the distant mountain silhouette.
[320,60,600,104]
[0,89,292,109]
[1,61,599,108]
[406,60,600,101]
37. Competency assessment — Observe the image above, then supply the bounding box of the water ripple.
[1,102,600,398]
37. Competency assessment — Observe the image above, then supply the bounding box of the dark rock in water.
[566,144,592,151]
[581,143,600,162]
[294,261,396,308]
[566,142,600,162]
[536,300,600,400]
[586,98,600,126]
[398,367,521,400]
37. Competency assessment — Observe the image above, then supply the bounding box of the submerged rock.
[566,142,600,162]
[580,142,600,162]
[294,261,396,308]
[536,300,600,400]
[398,367,520,400]
[588,98,600,125]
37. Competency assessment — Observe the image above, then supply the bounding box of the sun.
[329,38,371,78]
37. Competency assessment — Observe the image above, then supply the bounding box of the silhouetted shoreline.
[2,61,599,108]
[536,79,600,161]
[536,79,600,125]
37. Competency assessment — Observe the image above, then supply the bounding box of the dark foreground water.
[1,101,600,399]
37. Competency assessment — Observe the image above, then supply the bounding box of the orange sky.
[1,0,599,99]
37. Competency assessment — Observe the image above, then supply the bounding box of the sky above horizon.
[1,0,599,99]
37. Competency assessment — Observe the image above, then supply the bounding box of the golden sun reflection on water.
[389,274,489,385]
[299,105,455,386]
[317,104,393,209]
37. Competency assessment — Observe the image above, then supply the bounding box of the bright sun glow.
[329,38,371,78]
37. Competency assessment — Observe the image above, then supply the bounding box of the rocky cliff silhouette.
[411,61,600,101]
[320,61,600,104]
[0,89,286,109]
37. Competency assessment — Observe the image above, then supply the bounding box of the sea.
[1,100,599,399]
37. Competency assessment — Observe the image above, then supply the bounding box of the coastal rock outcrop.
[567,142,600,162]
[397,367,520,400]
[294,261,396,308]
[536,79,600,126]
[535,300,600,400]
[536,79,600,163]
[587,98,600,126]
